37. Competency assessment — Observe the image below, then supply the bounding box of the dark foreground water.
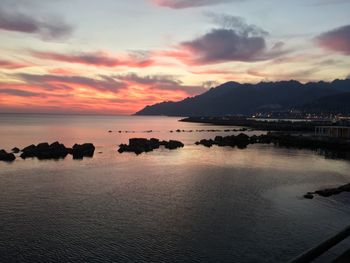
[0,114,349,262]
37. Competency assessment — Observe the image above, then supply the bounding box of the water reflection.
[0,114,350,262]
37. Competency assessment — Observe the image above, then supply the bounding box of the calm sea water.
[0,114,349,263]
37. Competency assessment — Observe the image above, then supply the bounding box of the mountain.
[302,92,350,114]
[135,79,350,116]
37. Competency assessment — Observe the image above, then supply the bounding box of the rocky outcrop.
[303,194,314,199]
[163,140,184,150]
[11,147,20,153]
[19,142,95,160]
[21,142,69,160]
[196,133,254,149]
[0,149,16,162]
[118,138,184,154]
[305,183,350,198]
[72,143,95,159]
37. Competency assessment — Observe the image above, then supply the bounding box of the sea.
[0,114,349,263]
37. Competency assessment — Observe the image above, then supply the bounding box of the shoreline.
[180,116,332,132]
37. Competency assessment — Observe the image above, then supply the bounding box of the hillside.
[135,79,350,116]
[302,92,350,114]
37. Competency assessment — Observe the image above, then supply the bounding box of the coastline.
[180,116,332,132]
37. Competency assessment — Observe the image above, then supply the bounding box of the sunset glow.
[1,0,350,114]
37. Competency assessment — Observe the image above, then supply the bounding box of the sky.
[0,0,349,114]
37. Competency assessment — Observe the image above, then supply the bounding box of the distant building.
[315,126,350,139]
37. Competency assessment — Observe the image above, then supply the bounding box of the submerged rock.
[0,149,16,162]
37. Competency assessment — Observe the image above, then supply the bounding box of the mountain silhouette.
[302,92,350,114]
[135,79,350,116]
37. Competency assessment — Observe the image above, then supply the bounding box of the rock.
[235,133,250,149]
[197,139,214,147]
[21,144,37,159]
[315,188,342,197]
[72,143,95,159]
[21,142,69,160]
[36,142,50,151]
[163,140,184,150]
[303,194,314,199]
[311,183,350,198]
[249,135,258,144]
[150,138,160,149]
[12,147,20,153]
[48,142,69,159]
[0,149,16,162]
[118,138,184,154]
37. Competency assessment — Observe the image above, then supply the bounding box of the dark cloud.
[116,73,182,86]
[16,73,127,93]
[178,14,286,64]
[315,25,350,55]
[206,13,269,36]
[13,72,205,96]
[0,88,40,97]
[182,29,265,63]
[202,80,219,88]
[31,51,154,68]
[152,0,244,9]
[115,73,206,95]
[0,6,72,39]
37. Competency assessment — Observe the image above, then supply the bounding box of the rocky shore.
[118,138,184,154]
[195,132,350,153]
[0,142,95,162]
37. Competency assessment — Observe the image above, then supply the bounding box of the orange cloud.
[0,73,205,114]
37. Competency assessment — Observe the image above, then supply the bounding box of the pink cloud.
[315,25,350,55]
[152,0,241,9]
[0,72,205,114]
[0,59,29,69]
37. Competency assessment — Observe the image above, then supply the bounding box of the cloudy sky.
[0,0,349,114]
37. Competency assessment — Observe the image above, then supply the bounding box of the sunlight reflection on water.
[0,114,349,263]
